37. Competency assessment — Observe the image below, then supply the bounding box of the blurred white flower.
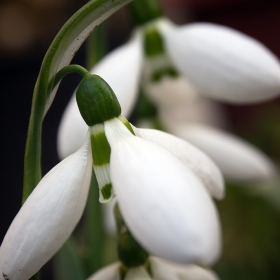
[0,137,92,280]
[149,256,219,280]
[157,20,280,103]
[58,18,279,183]
[87,256,219,280]
[168,123,277,182]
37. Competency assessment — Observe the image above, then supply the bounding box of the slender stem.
[128,0,163,26]
[83,172,104,276]
[86,23,107,70]
[53,239,85,280]
[49,65,89,93]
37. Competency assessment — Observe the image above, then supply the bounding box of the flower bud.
[76,74,121,126]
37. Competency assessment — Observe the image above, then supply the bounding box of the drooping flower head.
[75,74,223,265]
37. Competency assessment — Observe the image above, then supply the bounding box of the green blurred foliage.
[214,182,280,280]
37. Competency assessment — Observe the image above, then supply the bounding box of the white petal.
[57,33,143,159]
[150,257,219,280]
[125,267,152,280]
[133,127,224,199]
[163,23,280,103]
[0,137,92,280]
[105,118,221,265]
[156,91,228,130]
[102,198,117,235]
[174,124,277,181]
[92,31,143,117]
[144,75,198,107]
[57,93,88,159]
[87,262,120,280]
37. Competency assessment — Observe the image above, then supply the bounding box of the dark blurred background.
[1,0,280,279]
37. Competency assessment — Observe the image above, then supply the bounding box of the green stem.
[50,65,90,93]
[53,239,85,280]
[23,0,132,202]
[83,172,104,276]
[128,0,163,26]
[86,23,107,70]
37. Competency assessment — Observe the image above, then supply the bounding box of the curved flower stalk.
[87,257,219,280]
[0,137,92,280]
[58,17,279,183]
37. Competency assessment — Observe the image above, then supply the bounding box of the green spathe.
[76,74,121,126]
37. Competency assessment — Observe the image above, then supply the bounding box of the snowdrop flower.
[0,137,92,280]
[58,17,280,158]
[74,74,223,264]
[87,257,219,280]
[166,123,277,182]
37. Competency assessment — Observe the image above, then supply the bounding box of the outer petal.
[57,93,88,159]
[125,267,152,280]
[87,262,120,280]
[102,198,117,234]
[57,33,143,159]
[105,118,221,265]
[133,126,224,199]
[150,256,219,280]
[0,137,92,280]
[173,124,277,181]
[92,32,143,117]
[162,23,280,103]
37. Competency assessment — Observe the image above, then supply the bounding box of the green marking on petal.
[90,124,111,166]
[93,164,112,202]
[151,67,178,82]
[118,115,135,135]
[101,183,112,200]
[144,27,165,57]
